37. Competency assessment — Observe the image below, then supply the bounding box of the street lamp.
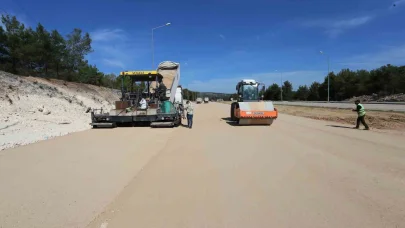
[152,22,171,68]
[320,50,330,102]
[275,70,283,101]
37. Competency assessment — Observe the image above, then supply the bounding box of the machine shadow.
[221,117,239,126]
[116,122,151,128]
[220,117,272,127]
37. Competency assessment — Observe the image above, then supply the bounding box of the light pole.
[320,51,330,102]
[275,70,283,101]
[152,22,171,69]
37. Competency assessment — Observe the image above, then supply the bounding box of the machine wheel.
[174,116,181,127]
[230,102,238,121]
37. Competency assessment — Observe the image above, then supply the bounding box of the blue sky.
[1,0,405,93]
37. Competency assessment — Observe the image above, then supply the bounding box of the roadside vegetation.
[263,66,405,102]
[0,14,205,99]
[0,14,120,87]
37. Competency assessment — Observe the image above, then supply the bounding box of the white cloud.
[89,41,130,71]
[88,28,150,72]
[102,59,125,69]
[187,70,325,93]
[338,44,405,69]
[90,29,127,42]
[303,16,373,38]
[219,34,226,40]
[333,16,372,28]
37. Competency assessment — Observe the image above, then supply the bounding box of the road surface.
[273,101,405,112]
[1,103,405,228]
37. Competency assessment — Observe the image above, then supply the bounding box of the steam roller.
[230,79,278,125]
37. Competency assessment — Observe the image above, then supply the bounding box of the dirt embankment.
[0,71,119,151]
[346,93,405,102]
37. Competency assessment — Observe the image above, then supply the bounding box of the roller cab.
[230,79,278,126]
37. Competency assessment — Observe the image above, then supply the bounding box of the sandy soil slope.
[0,71,119,150]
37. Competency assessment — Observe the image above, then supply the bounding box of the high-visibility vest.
[358,104,366,117]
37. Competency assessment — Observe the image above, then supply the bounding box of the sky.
[1,0,405,93]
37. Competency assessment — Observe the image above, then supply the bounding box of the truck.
[204,97,209,103]
[196,97,203,104]
[90,61,183,128]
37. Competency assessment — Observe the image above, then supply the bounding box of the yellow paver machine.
[90,62,183,128]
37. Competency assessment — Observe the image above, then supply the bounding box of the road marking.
[100,222,108,228]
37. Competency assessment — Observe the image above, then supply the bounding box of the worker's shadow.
[326,125,355,129]
[180,119,189,128]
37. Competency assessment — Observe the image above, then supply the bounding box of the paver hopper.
[230,79,278,125]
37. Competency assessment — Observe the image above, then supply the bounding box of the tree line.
[263,64,405,101]
[0,14,202,98]
[0,14,116,87]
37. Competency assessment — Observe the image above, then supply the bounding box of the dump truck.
[196,97,203,104]
[204,97,209,103]
[90,61,183,128]
[230,79,278,125]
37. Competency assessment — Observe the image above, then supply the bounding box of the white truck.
[204,97,209,103]
[196,97,203,104]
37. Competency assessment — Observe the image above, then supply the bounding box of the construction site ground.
[1,102,405,228]
[273,101,405,112]
[276,104,405,131]
[221,101,405,131]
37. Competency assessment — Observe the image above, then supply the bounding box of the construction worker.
[156,78,168,101]
[352,99,370,130]
[184,100,194,129]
